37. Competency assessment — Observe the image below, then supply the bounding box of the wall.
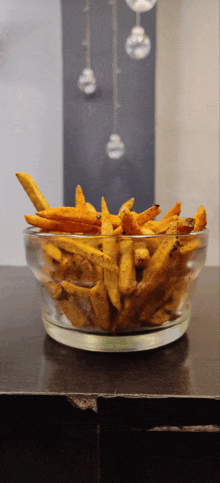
[155,0,219,266]
[0,0,219,266]
[0,0,63,265]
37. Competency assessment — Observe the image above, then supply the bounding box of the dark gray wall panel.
[62,0,156,213]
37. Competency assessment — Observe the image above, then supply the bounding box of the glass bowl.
[23,227,209,352]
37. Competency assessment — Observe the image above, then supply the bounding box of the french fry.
[37,207,121,229]
[86,202,97,213]
[144,215,179,234]
[57,296,85,328]
[45,282,63,300]
[134,248,150,267]
[52,237,119,273]
[161,202,181,221]
[135,204,161,226]
[118,197,135,217]
[16,172,50,211]
[89,281,111,331]
[42,242,62,263]
[121,208,154,236]
[79,259,96,285]
[192,206,207,232]
[101,197,121,310]
[148,279,188,326]
[75,185,87,210]
[61,280,91,298]
[119,238,136,295]
[166,218,195,234]
[24,215,101,234]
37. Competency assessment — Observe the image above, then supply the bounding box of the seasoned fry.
[61,280,91,298]
[121,208,154,235]
[166,217,195,234]
[42,243,62,263]
[119,238,136,295]
[24,215,101,234]
[161,202,181,220]
[144,216,179,234]
[192,206,207,232]
[118,197,135,217]
[37,207,121,229]
[149,279,188,326]
[57,296,85,328]
[101,197,121,310]
[75,185,86,210]
[135,204,161,226]
[86,202,97,213]
[79,259,96,285]
[52,237,119,273]
[16,172,50,211]
[134,248,150,267]
[89,282,111,331]
[45,282,63,300]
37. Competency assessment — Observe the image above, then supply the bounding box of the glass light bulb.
[125,0,157,12]
[77,68,96,94]
[106,134,125,159]
[125,26,151,60]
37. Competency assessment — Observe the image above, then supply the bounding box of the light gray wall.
[155,0,219,266]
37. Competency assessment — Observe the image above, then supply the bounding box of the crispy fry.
[166,217,195,234]
[57,296,85,328]
[89,281,111,331]
[113,225,123,235]
[24,215,101,234]
[134,248,150,267]
[101,197,121,310]
[79,259,96,285]
[118,198,135,217]
[37,207,121,229]
[52,237,119,273]
[135,204,161,226]
[192,206,207,231]
[42,243,62,262]
[75,185,86,210]
[16,172,50,211]
[119,238,136,295]
[61,280,91,298]
[161,202,181,221]
[121,208,154,235]
[86,202,97,213]
[144,216,179,234]
[149,279,188,326]
[45,282,63,300]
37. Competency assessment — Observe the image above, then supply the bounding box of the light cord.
[111,0,119,134]
[136,11,140,26]
[83,0,91,69]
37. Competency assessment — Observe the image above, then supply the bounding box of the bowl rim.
[23,226,209,238]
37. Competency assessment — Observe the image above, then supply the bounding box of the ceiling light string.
[106,0,125,159]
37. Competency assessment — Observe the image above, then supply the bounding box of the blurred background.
[0,0,219,266]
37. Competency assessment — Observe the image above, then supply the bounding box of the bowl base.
[42,309,191,352]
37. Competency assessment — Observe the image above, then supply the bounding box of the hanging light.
[125,25,151,59]
[77,67,96,94]
[125,0,157,12]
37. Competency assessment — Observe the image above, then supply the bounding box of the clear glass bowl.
[24,227,209,352]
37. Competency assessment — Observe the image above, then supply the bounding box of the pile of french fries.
[16,173,207,333]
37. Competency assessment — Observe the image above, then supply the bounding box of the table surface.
[1,266,219,398]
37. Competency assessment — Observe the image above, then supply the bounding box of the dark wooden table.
[1,266,219,482]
